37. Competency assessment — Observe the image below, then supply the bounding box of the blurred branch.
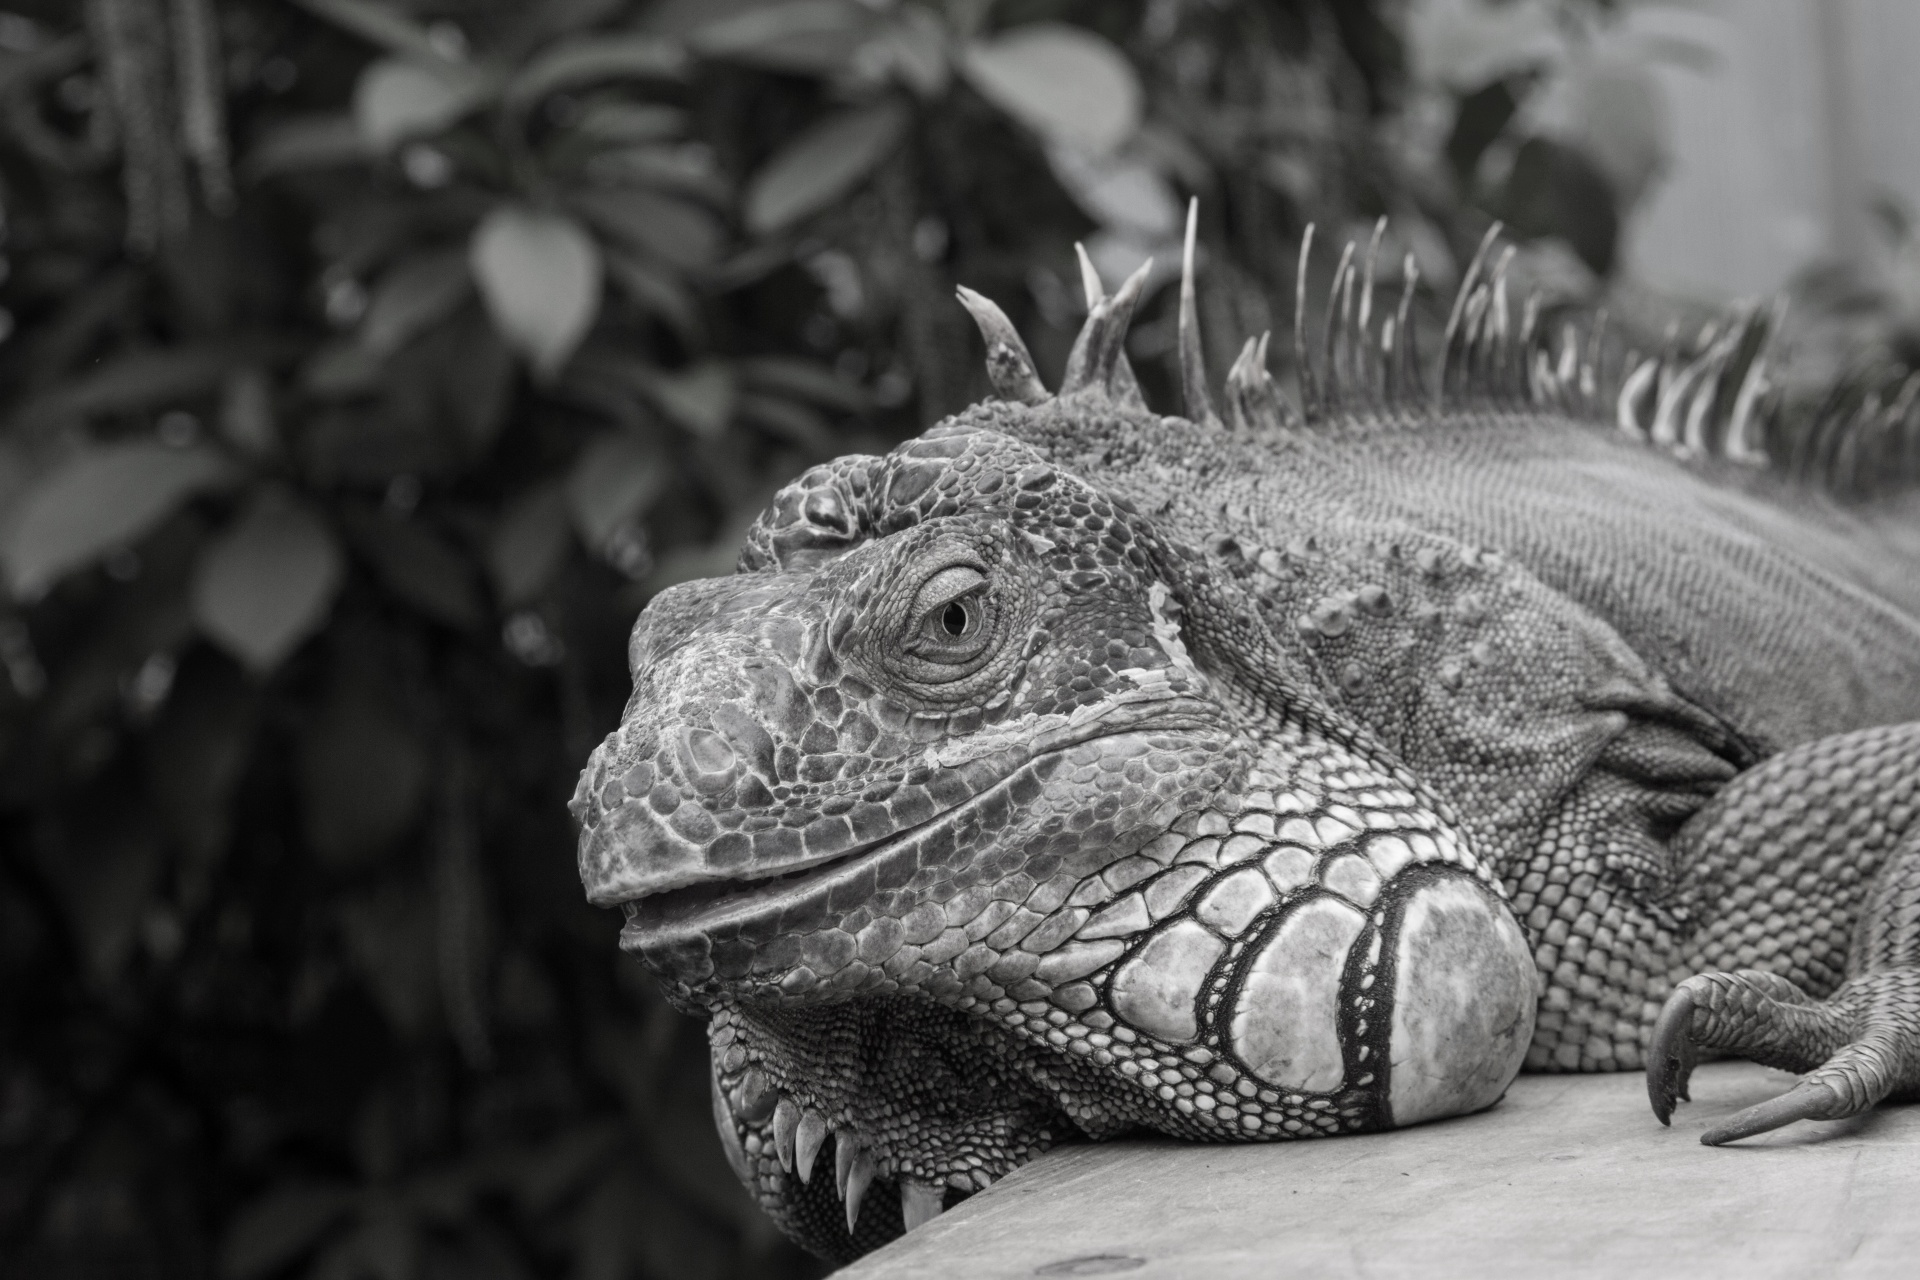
[86,0,191,251]
[434,734,492,1071]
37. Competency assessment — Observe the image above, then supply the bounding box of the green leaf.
[856,7,952,99]
[739,356,866,411]
[689,0,871,74]
[487,480,571,607]
[192,490,344,673]
[572,188,723,267]
[509,1122,623,1215]
[338,882,439,1039]
[220,367,280,458]
[1406,0,1563,93]
[219,1183,358,1280]
[504,33,688,115]
[38,523,200,742]
[353,58,495,151]
[1489,136,1620,276]
[1045,146,1180,239]
[605,251,700,338]
[642,1045,766,1229]
[636,361,735,438]
[405,1166,481,1225]
[143,650,257,878]
[360,249,472,355]
[470,206,602,381]
[743,100,909,235]
[41,814,163,985]
[737,392,830,453]
[242,114,372,178]
[341,508,486,630]
[644,501,766,596]
[301,342,386,399]
[300,690,428,868]
[433,309,516,449]
[583,144,729,204]
[0,442,27,522]
[1,443,234,600]
[1545,50,1671,212]
[570,1172,640,1280]
[962,23,1142,155]
[566,433,664,550]
[293,0,452,64]
[575,102,687,144]
[299,405,446,486]
[14,344,244,425]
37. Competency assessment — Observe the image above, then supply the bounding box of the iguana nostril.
[567,756,596,822]
[709,703,780,780]
[803,489,853,536]
[573,750,609,825]
[680,726,737,777]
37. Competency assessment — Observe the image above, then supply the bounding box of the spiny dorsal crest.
[953,202,1920,499]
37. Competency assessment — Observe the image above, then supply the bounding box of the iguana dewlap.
[570,213,1920,1262]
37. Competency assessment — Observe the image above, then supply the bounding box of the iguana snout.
[564,571,829,909]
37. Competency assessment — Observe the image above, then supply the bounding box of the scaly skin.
[571,237,1920,1262]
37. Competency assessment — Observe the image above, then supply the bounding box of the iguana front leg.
[1648,722,1920,1142]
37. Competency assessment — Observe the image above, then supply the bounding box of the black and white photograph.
[1,1,1916,1277]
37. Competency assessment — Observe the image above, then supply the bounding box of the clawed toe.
[1645,966,1920,1143]
[1699,1080,1845,1146]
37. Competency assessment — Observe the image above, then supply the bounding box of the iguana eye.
[908,565,991,663]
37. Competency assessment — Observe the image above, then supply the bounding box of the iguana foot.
[1646,724,1920,1145]
[1648,966,1920,1144]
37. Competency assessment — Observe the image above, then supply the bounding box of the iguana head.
[571,233,1538,1261]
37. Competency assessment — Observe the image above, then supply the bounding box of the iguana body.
[571,219,1920,1262]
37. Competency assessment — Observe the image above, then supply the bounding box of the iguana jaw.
[612,742,1060,939]
[607,697,1225,993]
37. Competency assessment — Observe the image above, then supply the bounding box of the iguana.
[570,207,1920,1263]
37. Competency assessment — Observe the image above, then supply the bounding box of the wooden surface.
[839,1062,1920,1279]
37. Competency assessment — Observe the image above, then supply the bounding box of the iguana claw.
[1646,985,1699,1126]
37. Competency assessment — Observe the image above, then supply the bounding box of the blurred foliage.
[1782,192,1920,395]
[0,0,1673,1275]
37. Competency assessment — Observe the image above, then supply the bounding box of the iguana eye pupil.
[941,600,971,636]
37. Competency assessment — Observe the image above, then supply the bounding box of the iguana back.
[1010,402,1920,750]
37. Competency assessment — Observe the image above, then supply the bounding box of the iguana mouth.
[615,742,1073,944]
[611,701,1223,951]
[615,821,925,937]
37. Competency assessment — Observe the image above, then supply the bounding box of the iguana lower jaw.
[604,714,1237,1002]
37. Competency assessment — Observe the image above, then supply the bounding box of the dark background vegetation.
[0,1,1856,1276]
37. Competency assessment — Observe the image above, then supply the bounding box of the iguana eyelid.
[908,564,989,619]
